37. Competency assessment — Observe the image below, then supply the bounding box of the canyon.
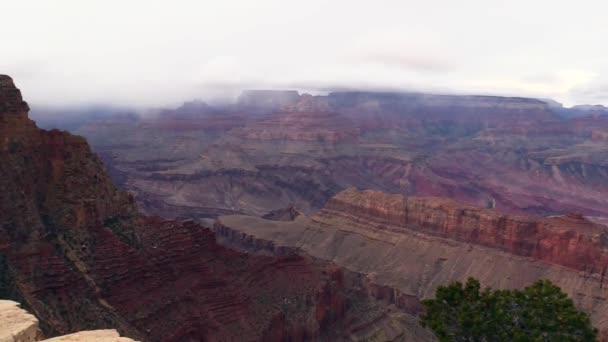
[4,73,608,341]
[42,90,608,222]
[0,75,433,341]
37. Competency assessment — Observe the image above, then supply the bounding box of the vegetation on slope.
[421,278,597,341]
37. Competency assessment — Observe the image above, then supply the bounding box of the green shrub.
[420,278,597,341]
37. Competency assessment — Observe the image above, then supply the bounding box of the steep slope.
[0,75,433,341]
[215,189,608,339]
[317,189,608,273]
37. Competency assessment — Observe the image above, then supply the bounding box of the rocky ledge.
[0,300,134,342]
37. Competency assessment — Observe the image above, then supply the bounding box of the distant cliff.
[317,188,608,273]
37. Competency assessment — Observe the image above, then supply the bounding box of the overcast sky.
[1,0,607,108]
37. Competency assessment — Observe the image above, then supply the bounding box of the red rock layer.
[234,111,360,142]
[317,188,608,274]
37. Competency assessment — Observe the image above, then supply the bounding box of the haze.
[2,0,607,108]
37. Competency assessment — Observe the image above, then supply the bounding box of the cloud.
[567,83,608,104]
[359,52,454,73]
[2,0,608,107]
[522,73,561,85]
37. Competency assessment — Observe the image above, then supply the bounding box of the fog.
[1,0,607,108]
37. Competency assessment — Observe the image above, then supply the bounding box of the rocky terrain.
[0,75,434,341]
[0,300,134,342]
[46,90,608,221]
[214,188,608,339]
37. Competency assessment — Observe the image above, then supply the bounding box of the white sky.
[1,0,607,107]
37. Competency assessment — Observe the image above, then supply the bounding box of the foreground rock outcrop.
[0,300,41,341]
[215,189,608,339]
[0,300,134,342]
[41,330,134,342]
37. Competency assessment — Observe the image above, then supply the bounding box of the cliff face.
[215,191,608,339]
[317,189,608,274]
[233,94,360,142]
[234,110,360,142]
[0,74,138,261]
[0,75,431,341]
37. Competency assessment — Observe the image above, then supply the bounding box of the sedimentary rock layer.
[215,189,608,339]
[318,188,608,273]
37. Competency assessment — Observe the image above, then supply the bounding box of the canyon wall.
[215,188,608,339]
[318,188,608,273]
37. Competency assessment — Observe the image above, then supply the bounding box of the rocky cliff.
[0,75,432,341]
[318,188,608,273]
[215,189,608,339]
[0,300,134,342]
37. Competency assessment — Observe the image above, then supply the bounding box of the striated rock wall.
[234,111,360,142]
[318,188,608,274]
[41,330,135,342]
[215,187,608,338]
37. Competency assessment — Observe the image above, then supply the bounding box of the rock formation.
[262,205,302,221]
[0,300,41,341]
[318,189,608,273]
[53,89,608,221]
[0,300,134,342]
[214,188,608,339]
[41,330,135,342]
